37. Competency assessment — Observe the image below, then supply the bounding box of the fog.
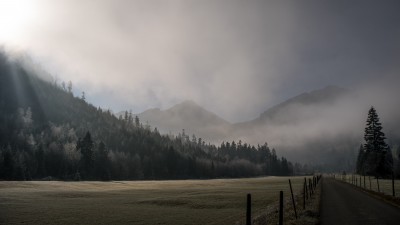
[2,0,400,165]
[2,0,398,122]
[228,81,400,166]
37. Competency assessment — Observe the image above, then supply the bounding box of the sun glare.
[0,0,38,44]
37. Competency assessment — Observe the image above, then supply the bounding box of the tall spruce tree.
[360,107,392,177]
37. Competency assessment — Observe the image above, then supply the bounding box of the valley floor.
[0,177,307,225]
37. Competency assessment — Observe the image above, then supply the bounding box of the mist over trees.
[356,107,393,177]
[0,51,304,181]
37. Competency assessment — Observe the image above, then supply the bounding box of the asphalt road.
[321,178,400,225]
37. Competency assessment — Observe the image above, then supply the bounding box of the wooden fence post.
[364,175,366,189]
[377,177,380,192]
[303,180,306,209]
[305,178,308,200]
[279,191,283,225]
[392,172,395,197]
[311,179,314,194]
[369,176,371,190]
[289,179,297,219]
[313,176,315,188]
[314,176,316,188]
[246,193,251,225]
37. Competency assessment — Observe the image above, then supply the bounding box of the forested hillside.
[0,51,302,180]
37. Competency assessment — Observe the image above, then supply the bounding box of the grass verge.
[248,178,321,225]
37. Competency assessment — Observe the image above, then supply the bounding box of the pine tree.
[77,131,94,177]
[362,107,392,177]
[135,116,140,127]
[356,144,365,174]
[364,107,387,153]
[67,81,72,93]
[94,141,110,180]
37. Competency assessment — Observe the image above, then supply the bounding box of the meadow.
[0,176,308,225]
[335,174,400,196]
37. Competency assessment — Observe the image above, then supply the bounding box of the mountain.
[134,100,232,143]
[232,86,357,168]
[262,85,347,118]
[0,50,296,180]
[133,86,350,144]
[131,85,359,170]
[240,86,349,127]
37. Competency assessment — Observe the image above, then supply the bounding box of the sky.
[1,0,400,122]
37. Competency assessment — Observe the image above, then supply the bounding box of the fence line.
[244,175,321,224]
[336,173,399,197]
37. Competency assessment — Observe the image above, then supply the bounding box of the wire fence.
[242,175,321,225]
[334,174,400,197]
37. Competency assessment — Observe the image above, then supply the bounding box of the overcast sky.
[1,0,400,122]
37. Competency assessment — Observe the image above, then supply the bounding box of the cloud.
[2,0,400,123]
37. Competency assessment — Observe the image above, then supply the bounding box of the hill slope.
[0,50,296,180]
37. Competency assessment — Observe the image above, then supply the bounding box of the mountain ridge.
[242,85,349,126]
[129,85,349,144]
[135,99,231,141]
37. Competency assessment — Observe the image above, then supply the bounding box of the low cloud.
[2,0,400,157]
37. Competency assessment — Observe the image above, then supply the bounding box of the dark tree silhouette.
[356,144,365,174]
[135,115,140,127]
[67,81,72,93]
[357,107,393,177]
[94,141,110,180]
[77,132,94,178]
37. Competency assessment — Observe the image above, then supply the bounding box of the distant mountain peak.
[136,100,230,141]
[257,85,349,122]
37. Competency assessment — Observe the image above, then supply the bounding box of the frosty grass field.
[0,176,310,225]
